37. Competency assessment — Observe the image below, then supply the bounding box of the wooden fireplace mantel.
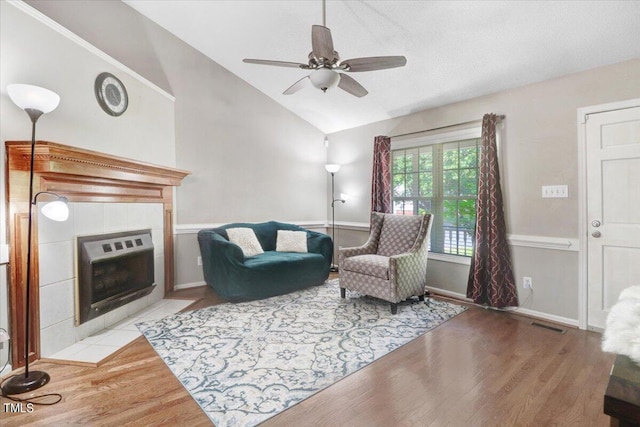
[5,141,190,368]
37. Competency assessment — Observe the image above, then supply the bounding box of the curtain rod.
[389,115,505,139]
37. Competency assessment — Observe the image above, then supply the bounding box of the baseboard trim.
[514,307,579,328]
[427,286,579,328]
[427,286,473,303]
[0,364,13,377]
[175,281,206,290]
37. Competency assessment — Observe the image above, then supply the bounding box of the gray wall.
[0,0,327,368]
[0,0,176,371]
[23,0,328,288]
[326,58,640,322]
[25,0,326,223]
[5,1,640,329]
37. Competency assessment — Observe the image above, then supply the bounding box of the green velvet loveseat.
[197,221,332,301]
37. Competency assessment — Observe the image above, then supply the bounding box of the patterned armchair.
[338,212,433,314]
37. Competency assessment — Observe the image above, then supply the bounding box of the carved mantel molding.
[5,141,190,368]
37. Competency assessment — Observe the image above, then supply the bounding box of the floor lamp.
[325,164,347,272]
[2,84,69,395]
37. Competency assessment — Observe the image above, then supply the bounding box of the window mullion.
[431,144,444,253]
[411,152,420,215]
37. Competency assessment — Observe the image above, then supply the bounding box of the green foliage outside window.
[392,138,480,256]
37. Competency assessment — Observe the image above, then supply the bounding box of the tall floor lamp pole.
[2,84,69,395]
[325,164,346,272]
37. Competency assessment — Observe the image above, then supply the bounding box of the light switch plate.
[542,185,568,198]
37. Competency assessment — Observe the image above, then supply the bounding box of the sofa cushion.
[227,227,264,257]
[377,214,423,257]
[244,251,325,275]
[341,254,390,280]
[276,230,308,253]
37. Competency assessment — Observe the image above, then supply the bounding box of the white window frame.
[391,127,483,265]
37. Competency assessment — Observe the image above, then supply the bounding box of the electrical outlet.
[523,277,533,290]
[197,256,202,266]
[0,329,10,343]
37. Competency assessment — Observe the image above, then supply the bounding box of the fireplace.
[76,229,155,325]
[6,141,189,367]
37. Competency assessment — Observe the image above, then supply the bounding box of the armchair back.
[376,214,425,256]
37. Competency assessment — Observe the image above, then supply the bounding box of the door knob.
[591,220,601,227]
[592,231,602,238]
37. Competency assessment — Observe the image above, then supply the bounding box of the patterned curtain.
[371,135,392,213]
[466,114,518,308]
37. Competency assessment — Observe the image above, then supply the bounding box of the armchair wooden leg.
[340,288,346,298]
[423,290,431,306]
[390,303,398,315]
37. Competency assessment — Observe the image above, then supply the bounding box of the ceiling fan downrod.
[322,0,326,27]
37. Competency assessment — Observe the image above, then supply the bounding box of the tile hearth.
[45,299,194,366]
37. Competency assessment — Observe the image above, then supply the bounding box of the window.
[392,131,481,257]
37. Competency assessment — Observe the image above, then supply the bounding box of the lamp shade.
[310,69,340,92]
[325,164,341,173]
[41,200,69,222]
[7,84,60,113]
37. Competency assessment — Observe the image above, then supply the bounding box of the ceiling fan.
[242,0,407,97]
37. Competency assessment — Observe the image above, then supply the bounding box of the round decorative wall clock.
[94,72,128,116]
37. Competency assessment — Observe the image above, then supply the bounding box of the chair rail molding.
[174,220,327,235]
[322,222,578,252]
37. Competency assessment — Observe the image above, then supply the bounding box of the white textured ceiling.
[124,0,640,134]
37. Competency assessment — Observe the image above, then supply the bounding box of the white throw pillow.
[227,227,264,257]
[276,230,308,253]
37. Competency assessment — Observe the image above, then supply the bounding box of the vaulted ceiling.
[124,0,640,134]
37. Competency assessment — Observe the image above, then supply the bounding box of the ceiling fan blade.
[283,76,311,95]
[243,59,309,69]
[341,56,407,72]
[312,25,335,62]
[338,74,368,97]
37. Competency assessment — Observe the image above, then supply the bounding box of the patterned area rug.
[137,279,466,426]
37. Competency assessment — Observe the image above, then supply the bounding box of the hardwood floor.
[1,280,614,426]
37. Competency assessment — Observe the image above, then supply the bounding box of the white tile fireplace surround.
[38,202,166,358]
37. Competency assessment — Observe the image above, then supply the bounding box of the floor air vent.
[531,322,567,334]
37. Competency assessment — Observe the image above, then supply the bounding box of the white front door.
[586,105,640,330]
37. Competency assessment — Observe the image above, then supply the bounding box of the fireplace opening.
[76,229,155,325]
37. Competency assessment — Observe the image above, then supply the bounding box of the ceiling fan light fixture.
[310,68,339,92]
